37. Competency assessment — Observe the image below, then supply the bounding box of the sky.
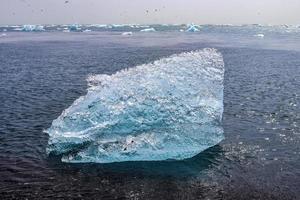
[1,0,300,25]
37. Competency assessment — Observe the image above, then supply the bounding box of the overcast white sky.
[1,0,300,25]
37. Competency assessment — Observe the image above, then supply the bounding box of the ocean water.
[0,25,300,199]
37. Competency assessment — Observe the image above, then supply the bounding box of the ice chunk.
[83,29,92,32]
[69,24,81,31]
[254,34,264,38]
[122,32,133,36]
[186,24,200,32]
[112,24,130,28]
[91,24,108,28]
[21,25,45,32]
[46,48,225,163]
[140,28,156,32]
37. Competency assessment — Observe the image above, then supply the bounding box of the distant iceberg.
[46,48,225,163]
[138,25,150,28]
[21,25,45,32]
[69,24,81,31]
[83,29,92,32]
[13,28,23,31]
[121,32,133,36]
[112,24,130,28]
[254,34,264,38]
[186,24,200,32]
[140,28,156,32]
[91,24,108,28]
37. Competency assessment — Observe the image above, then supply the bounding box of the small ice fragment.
[279,134,286,137]
[122,32,133,36]
[254,34,264,38]
[92,24,108,28]
[140,28,156,32]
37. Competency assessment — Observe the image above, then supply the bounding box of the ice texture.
[140,28,156,32]
[21,25,45,32]
[69,24,81,31]
[83,29,92,32]
[186,24,200,32]
[254,33,264,38]
[122,32,133,36]
[46,48,225,163]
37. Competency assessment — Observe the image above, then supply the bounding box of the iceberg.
[140,28,156,32]
[112,24,130,28]
[21,25,45,32]
[186,24,200,32]
[46,48,225,163]
[91,24,108,28]
[69,24,81,31]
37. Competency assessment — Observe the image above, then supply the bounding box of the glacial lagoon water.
[0,25,300,199]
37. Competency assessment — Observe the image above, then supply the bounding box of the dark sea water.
[0,25,300,199]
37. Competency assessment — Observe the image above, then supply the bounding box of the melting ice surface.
[46,48,225,163]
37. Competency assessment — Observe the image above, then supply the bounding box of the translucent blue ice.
[69,24,81,31]
[21,25,45,32]
[186,24,200,32]
[46,48,224,163]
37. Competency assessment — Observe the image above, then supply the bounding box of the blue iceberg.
[46,48,224,163]
[21,25,45,32]
[186,24,200,32]
[69,24,81,31]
